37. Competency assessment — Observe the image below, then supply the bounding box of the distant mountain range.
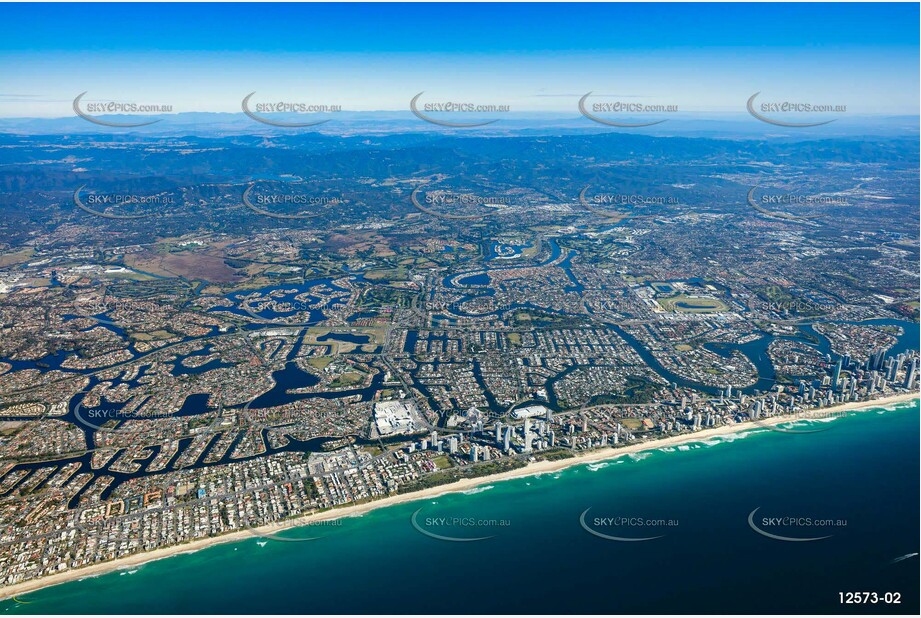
[0,111,917,140]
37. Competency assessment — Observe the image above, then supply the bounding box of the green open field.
[329,372,365,388]
[0,248,34,268]
[658,294,729,313]
[650,281,675,294]
[305,356,334,370]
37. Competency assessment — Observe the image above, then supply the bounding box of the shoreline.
[2,391,918,602]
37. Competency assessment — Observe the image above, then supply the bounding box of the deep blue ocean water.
[3,399,918,614]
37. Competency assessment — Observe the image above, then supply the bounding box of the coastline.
[2,391,918,602]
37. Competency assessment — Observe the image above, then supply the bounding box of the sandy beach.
[1,391,917,601]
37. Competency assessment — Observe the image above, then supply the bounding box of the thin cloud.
[531,93,648,98]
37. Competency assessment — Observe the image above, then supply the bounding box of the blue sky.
[0,2,918,117]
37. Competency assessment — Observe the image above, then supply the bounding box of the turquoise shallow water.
[3,399,919,614]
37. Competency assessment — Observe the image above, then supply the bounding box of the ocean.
[3,399,918,614]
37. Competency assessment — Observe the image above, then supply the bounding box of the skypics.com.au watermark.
[242,183,342,220]
[754,408,849,435]
[410,92,510,127]
[252,195,339,205]
[72,185,173,220]
[73,92,171,127]
[759,194,849,207]
[234,292,329,327]
[71,295,160,327]
[423,296,516,319]
[747,92,846,128]
[578,186,675,222]
[242,92,342,128]
[411,186,513,220]
[580,507,678,541]
[83,194,173,206]
[746,187,845,223]
[410,507,510,542]
[747,506,846,542]
[588,193,678,207]
[73,393,181,436]
[243,512,343,543]
[747,298,834,315]
[579,93,678,127]
[424,192,513,207]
